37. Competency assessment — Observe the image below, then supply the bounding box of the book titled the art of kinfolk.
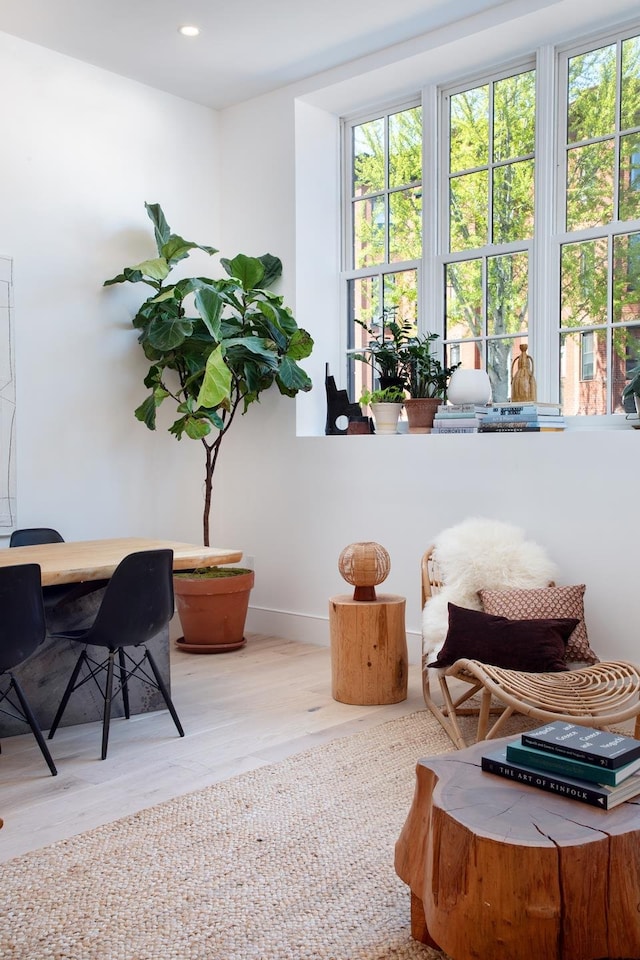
[481,746,640,810]
[521,721,640,770]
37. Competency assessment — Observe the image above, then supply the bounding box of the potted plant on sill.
[399,333,460,433]
[359,386,405,435]
[354,310,414,391]
[104,203,313,652]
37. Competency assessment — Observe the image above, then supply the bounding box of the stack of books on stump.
[481,721,640,809]
[477,401,565,432]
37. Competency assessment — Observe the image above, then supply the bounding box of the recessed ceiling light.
[178,25,200,37]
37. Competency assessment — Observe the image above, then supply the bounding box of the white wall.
[218,0,640,665]
[0,30,220,547]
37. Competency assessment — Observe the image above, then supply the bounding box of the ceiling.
[0,0,515,109]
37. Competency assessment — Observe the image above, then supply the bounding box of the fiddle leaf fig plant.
[105,202,313,545]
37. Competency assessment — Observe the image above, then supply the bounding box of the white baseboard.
[245,606,423,665]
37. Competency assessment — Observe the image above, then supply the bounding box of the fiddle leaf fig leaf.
[145,202,171,252]
[258,254,282,289]
[196,345,232,409]
[194,286,224,339]
[286,328,314,360]
[277,356,313,394]
[104,267,145,286]
[147,316,193,351]
[183,416,212,440]
[221,254,265,291]
[134,384,169,430]
[162,235,218,263]
[133,258,171,281]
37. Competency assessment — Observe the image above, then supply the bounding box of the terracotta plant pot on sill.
[404,397,440,433]
[174,567,255,654]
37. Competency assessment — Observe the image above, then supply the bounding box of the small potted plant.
[104,203,314,651]
[622,363,640,416]
[359,386,405,434]
[399,333,460,433]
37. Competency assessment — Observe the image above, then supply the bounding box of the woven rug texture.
[0,710,528,960]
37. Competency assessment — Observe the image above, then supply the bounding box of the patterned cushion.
[479,584,598,665]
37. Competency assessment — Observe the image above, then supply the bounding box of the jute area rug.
[0,710,512,960]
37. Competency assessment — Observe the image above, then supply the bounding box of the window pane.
[349,276,381,349]
[487,253,528,336]
[560,329,607,414]
[389,107,422,188]
[488,336,527,403]
[613,232,640,323]
[450,171,488,251]
[493,160,535,243]
[493,70,536,161]
[389,188,422,262]
[383,269,418,326]
[353,196,385,268]
[621,35,640,131]
[561,238,608,328]
[567,44,616,143]
[612,325,640,411]
[352,118,384,195]
[450,86,489,173]
[445,260,482,339]
[619,132,640,221]
[566,139,615,230]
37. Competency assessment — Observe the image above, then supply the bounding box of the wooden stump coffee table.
[395,737,640,960]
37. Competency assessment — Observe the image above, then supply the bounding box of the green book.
[506,740,640,786]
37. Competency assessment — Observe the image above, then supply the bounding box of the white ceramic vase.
[447,368,492,406]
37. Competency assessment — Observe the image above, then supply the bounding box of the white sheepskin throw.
[422,517,558,664]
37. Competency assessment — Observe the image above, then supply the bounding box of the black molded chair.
[9,527,65,548]
[0,563,57,776]
[47,549,184,759]
[10,527,108,613]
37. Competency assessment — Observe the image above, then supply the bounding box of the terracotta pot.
[404,397,439,433]
[174,569,255,654]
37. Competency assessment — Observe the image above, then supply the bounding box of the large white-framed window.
[338,19,640,419]
[440,60,536,403]
[342,99,423,402]
[557,28,640,415]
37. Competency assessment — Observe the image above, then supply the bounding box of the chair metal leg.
[144,648,185,738]
[48,649,89,740]
[101,651,116,760]
[10,676,57,776]
[118,648,130,719]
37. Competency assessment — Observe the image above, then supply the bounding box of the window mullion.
[534,43,559,403]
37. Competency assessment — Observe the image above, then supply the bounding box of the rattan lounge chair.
[421,546,640,749]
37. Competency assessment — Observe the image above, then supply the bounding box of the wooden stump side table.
[329,594,407,705]
[394,737,640,960]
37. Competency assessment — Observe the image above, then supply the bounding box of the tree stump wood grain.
[329,594,407,705]
[395,737,640,960]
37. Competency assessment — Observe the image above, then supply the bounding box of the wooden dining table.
[0,536,243,585]
[0,537,244,738]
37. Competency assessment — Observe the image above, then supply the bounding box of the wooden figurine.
[511,344,537,402]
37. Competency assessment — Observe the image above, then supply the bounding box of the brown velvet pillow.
[427,603,579,672]
[479,585,598,664]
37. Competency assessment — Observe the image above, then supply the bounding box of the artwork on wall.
[0,256,15,527]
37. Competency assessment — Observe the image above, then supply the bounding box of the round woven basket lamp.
[338,541,390,601]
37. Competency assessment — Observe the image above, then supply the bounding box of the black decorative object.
[325,364,363,435]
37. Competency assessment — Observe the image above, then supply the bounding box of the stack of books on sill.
[431,403,489,433]
[477,402,565,432]
[481,721,640,810]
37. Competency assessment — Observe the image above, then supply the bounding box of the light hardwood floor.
[0,634,426,863]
